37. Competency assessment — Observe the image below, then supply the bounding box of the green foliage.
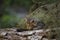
[0,0,33,28]
[0,15,20,28]
[0,0,59,29]
[3,0,33,9]
[4,0,12,7]
[28,3,59,29]
[0,15,14,28]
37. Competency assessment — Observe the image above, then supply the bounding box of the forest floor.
[0,28,56,40]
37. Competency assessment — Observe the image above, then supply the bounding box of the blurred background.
[0,0,33,28]
[0,0,58,28]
